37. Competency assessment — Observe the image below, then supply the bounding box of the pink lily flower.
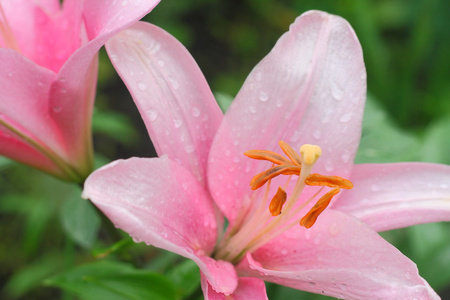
[83,11,450,299]
[0,0,159,182]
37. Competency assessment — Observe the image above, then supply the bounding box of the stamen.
[244,150,291,165]
[300,188,340,228]
[269,187,287,216]
[250,164,300,190]
[279,140,302,165]
[300,144,322,165]
[306,173,353,189]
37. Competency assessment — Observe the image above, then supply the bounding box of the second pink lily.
[0,0,159,182]
[83,10,450,299]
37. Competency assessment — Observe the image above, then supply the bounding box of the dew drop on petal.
[185,145,195,153]
[330,80,344,100]
[249,106,257,113]
[137,82,147,91]
[312,130,321,140]
[158,60,165,67]
[191,107,201,117]
[339,113,353,123]
[325,161,334,172]
[148,110,158,121]
[341,151,351,163]
[371,184,380,192]
[173,119,182,128]
[259,91,269,102]
[53,106,62,113]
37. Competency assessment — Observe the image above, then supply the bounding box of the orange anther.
[278,141,302,165]
[300,188,340,228]
[305,173,353,189]
[244,150,291,165]
[269,187,287,216]
[250,165,301,190]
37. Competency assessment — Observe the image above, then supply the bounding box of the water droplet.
[440,183,449,189]
[339,113,353,123]
[109,54,118,62]
[259,91,269,102]
[281,249,288,255]
[233,140,239,146]
[339,284,348,291]
[122,0,127,6]
[37,81,44,87]
[191,107,201,117]
[137,82,147,91]
[173,119,182,128]
[371,184,380,192]
[225,150,231,157]
[249,106,257,113]
[308,282,317,287]
[341,151,351,163]
[53,106,62,113]
[254,72,262,81]
[276,100,282,107]
[158,60,165,67]
[146,42,160,55]
[146,110,158,121]
[330,81,344,100]
[325,161,334,172]
[59,77,66,82]
[233,157,240,163]
[329,223,339,236]
[184,145,195,153]
[170,78,179,89]
[312,130,321,140]
[290,130,301,142]
[160,230,168,239]
[8,72,13,77]
[60,88,67,93]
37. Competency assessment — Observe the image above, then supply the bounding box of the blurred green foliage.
[1,0,449,299]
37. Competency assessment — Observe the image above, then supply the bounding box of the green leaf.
[92,108,138,145]
[421,115,450,164]
[3,253,62,298]
[60,191,101,249]
[166,259,200,297]
[45,260,178,300]
[215,92,233,113]
[355,96,421,163]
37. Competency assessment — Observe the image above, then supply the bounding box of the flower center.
[214,141,353,263]
[0,3,20,52]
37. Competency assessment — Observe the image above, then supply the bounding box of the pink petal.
[208,10,366,223]
[105,22,223,185]
[237,210,439,300]
[82,156,237,294]
[333,162,450,231]
[0,49,72,177]
[201,273,268,300]
[48,0,160,174]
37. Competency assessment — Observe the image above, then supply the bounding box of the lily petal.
[82,156,237,294]
[333,163,450,231]
[105,22,223,185]
[208,10,366,223]
[48,0,160,175]
[201,273,268,300]
[237,210,439,300]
